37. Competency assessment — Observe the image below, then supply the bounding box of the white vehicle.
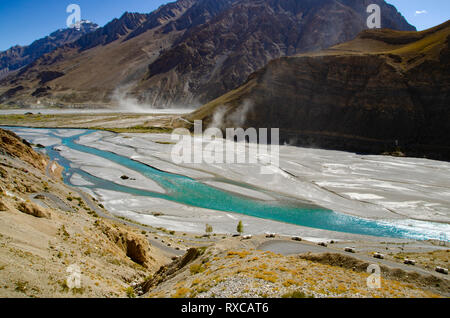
[344,247,356,253]
[435,266,449,275]
[373,252,385,259]
[404,258,416,265]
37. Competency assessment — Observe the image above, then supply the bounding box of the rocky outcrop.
[141,248,200,293]
[0,200,6,211]
[17,201,51,219]
[38,71,65,85]
[124,0,198,40]
[0,129,47,170]
[0,85,24,101]
[189,21,450,160]
[99,221,154,268]
[74,13,148,51]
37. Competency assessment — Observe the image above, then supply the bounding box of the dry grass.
[394,250,449,271]
[147,247,444,298]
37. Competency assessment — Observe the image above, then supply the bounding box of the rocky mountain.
[0,1,197,106]
[0,0,414,108]
[73,14,147,51]
[137,0,416,106]
[0,21,98,79]
[188,21,450,160]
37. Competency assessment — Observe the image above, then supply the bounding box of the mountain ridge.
[0,21,99,79]
[134,0,416,106]
[0,0,415,108]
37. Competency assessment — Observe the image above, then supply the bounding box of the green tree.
[237,220,244,235]
[205,224,213,236]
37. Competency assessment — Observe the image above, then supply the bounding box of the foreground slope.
[142,238,448,298]
[0,1,196,107]
[188,21,450,160]
[0,128,166,297]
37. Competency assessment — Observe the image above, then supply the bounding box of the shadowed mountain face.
[0,21,98,79]
[0,0,414,107]
[188,21,450,160]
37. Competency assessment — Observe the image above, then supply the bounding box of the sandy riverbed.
[78,131,450,223]
[7,127,450,243]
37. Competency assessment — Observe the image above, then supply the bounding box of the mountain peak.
[66,19,99,31]
[0,21,98,77]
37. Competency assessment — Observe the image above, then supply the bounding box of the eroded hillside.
[188,21,450,160]
[142,237,448,298]
[0,128,167,297]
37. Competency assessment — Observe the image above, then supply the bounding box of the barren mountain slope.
[0,0,197,107]
[0,0,414,108]
[0,21,98,80]
[188,21,450,160]
[136,0,415,106]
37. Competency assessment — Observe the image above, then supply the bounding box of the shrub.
[173,287,190,298]
[237,221,244,234]
[15,280,28,293]
[190,263,205,275]
[126,287,136,298]
[205,224,213,235]
[282,290,314,298]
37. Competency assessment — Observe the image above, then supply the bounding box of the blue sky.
[0,0,449,51]
[387,0,450,30]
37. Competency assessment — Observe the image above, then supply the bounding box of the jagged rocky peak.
[73,12,150,51]
[63,19,99,32]
[0,21,99,76]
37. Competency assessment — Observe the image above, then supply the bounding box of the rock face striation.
[0,0,414,107]
[188,21,450,160]
[138,0,415,106]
